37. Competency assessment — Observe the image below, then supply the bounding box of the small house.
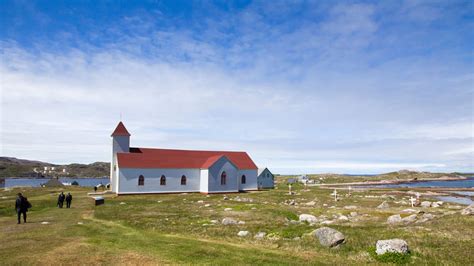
[257,168,274,189]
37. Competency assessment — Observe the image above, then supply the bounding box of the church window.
[221,171,227,185]
[160,175,166,186]
[181,175,187,185]
[241,175,246,184]
[138,175,144,186]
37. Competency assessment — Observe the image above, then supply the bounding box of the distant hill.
[0,157,110,178]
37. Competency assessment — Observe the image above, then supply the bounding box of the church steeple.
[111,121,131,137]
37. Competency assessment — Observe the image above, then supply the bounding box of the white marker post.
[409,196,417,208]
[288,184,292,195]
[348,186,352,196]
[332,189,338,202]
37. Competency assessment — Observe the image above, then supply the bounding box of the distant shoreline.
[318,175,468,187]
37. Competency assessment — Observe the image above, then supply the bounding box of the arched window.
[241,175,246,184]
[138,175,144,186]
[266,173,270,178]
[181,175,187,185]
[220,171,227,185]
[160,175,166,186]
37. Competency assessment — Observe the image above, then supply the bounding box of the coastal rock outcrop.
[376,239,409,255]
[461,204,474,215]
[312,227,345,247]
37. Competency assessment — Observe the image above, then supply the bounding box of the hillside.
[0,157,109,178]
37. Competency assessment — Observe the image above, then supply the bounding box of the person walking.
[57,192,65,208]
[65,193,72,208]
[15,193,30,224]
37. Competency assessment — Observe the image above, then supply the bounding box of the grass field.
[0,179,473,265]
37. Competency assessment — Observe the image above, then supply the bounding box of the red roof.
[111,122,131,137]
[117,147,257,170]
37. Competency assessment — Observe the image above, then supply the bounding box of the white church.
[110,122,273,195]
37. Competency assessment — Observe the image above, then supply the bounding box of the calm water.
[4,178,109,188]
[364,177,474,188]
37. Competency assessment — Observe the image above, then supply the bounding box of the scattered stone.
[323,204,328,207]
[344,205,357,209]
[350,212,358,217]
[157,200,162,203]
[299,214,318,225]
[320,220,333,225]
[387,214,402,225]
[254,232,266,240]
[461,204,474,215]
[251,207,257,210]
[41,221,50,225]
[237,231,249,237]
[222,217,237,225]
[77,222,83,225]
[293,237,301,241]
[223,196,229,200]
[305,201,317,206]
[377,201,390,209]
[338,215,349,221]
[119,202,126,205]
[401,214,417,224]
[376,239,409,255]
[224,208,233,211]
[238,221,246,225]
[210,220,218,224]
[197,200,204,203]
[312,227,345,247]
[204,204,211,207]
[420,201,432,208]
[401,209,417,213]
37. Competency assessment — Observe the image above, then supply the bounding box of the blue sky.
[1,0,473,174]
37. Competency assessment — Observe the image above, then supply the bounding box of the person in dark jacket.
[65,193,72,208]
[15,193,29,224]
[57,192,65,208]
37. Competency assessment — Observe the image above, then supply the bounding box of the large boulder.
[312,227,345,247]
[221,217,237,225]
[420,201,432,208]
[387,214,402,224]
[461,204,474,215]
[376,239,409,255]
[401,214,417,224]
[377,201,390,209]
[299,214,318,225]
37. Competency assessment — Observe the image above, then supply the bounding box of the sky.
[0,0,473,174]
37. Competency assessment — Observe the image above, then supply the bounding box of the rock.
[299,214,318,224]
[401,208,417,213]
[254,232,266,240]
[387,214,402,224]
[377,201,390,209]
[320,220,333,225]
[376,239,409,255]
[237,231,249,237]
[401,214,417,224]
[350,212,358,217]
[305,201,317,206]
[210,220,218,224]
[312,227,345,247]
[422,213,434,220]
[338,215,349,221]
[197,200,204,203]
[222,217,237,225]
[77,222,83,225]
[223,196,229,200]
[461,204,474,215]
[293,237,301,241]
[238,221,246,225]
[41,221,50,225]
[251,207,257,210]
[420,201,432,208]
[204,204,211,207]
[344,205,357,209]
[224,208,233,211]
[119,202,126,205]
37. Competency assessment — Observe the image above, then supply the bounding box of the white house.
[110,122,260,195]
[257,168,274,189]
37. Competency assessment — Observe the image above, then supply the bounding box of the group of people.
[15,191,73,224]
[57,192,73,208]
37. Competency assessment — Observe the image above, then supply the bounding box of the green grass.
[0,179,473,265]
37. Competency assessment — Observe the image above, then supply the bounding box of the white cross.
[288,184,292,195]
[409,196,417,207]
[331,189,338,202]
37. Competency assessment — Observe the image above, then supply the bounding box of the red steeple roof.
[111,122,131,137]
